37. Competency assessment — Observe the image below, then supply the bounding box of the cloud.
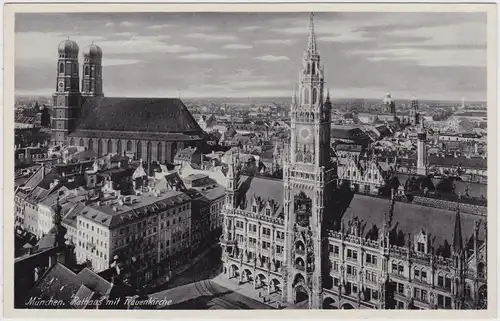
[256,55,290,62]
[384,22,486,48]
[103,59,140,66]
[121,21,135,27]
[105,22,113,27]
[223,44,253,50]
[15,31,107,65]
[179,53,228,60]
[114,32,136,37]
[147,24,172,29]
[98,37,195,54]
[318,32,369,43]
[186,33,237,41]
[351,47,486,67]
[239,26,260,31]
[254,39,295,45]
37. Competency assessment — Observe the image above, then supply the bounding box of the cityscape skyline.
[15,12,486,101]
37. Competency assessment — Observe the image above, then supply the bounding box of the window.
[392,263,398,273]
[347,265,357,276]
[262,227,271,236]
[421,271,427,280]
[266,209,271,216]
[397,283,404,294]
[414,288,420,300]
[334,246,340,256]
[366,253,377,265]
[252,205,257,213]
[445,277,451,290]
[438,275,444,287]
[276,245,283,254]
[262,241,271,249]
[372,289,379,300]
[438,294,444,308]
[421,290,428,302]
[414,269,420,279]
[417,242,425,252]
[334,278,339,287]
[398,264,404,275]
[445,296,452,308]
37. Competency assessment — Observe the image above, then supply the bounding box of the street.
[149,245,273,309]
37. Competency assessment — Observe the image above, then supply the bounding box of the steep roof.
[342,193,485,247]
[75,97,204,134]
[236,175,284,217]
[25,263,83,308]
[25,263,115,309]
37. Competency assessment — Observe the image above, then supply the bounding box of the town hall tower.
[282,13,338,309]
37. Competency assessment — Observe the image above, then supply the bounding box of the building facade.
[220,13,487,310]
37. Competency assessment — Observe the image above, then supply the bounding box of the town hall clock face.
[58,81,64,90]
[298,126,313,143]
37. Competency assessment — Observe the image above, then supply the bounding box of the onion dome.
[383,92,393,104]
[58,38,79,57]
[83,42,103,58]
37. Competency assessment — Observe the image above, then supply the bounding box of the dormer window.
[252,205,257,213]
[266,208,271,216]
[417,242,425,253]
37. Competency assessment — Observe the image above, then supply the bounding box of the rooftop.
[77,190,191,229]
[74,97,205,134]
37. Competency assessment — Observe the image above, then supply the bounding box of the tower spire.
[453,204,463,251]
[307,12,317,55]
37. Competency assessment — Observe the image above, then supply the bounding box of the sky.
[15,12,487,101]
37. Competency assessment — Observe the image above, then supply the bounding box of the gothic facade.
[220,13,487,310]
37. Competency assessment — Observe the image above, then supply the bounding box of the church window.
[59,63,64,74]
[85,66,89,76]
[107,140,113,154]
[157,142,163,162]
[136,141,142,159]
[126,140,132,151]
[312,88,318,104]
[147,142,152,162]
[98,139,103,157]
[171,143,177,162]
[117,140,122,155]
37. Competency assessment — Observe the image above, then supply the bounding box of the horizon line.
[14,93,486,103]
